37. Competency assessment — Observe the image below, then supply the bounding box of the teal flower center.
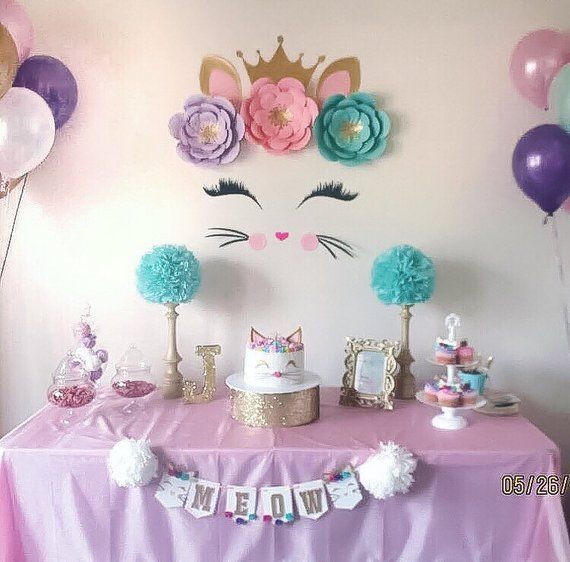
[340,119,364,141]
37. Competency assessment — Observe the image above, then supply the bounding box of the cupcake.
[457,340,475,365]
[437,386,461,407]
[424,382,439,403]
[435,346,457,365]
[462,389,478,406]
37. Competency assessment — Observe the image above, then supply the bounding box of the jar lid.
[115,345,151,373]
[52,352,89,384]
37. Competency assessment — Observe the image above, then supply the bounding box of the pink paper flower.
[240,77,319,154]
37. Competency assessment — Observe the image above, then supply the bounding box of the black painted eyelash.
[297,182,358,208]
[204,178,262,209]
[205,227,250,248]
[317,235,356,259]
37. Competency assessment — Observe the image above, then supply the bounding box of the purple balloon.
[14,55,78,129]
[512,124,570,214]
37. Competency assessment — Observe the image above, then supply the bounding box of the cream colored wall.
[1,0,569,485]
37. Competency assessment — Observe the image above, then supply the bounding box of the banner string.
[548,214,570,357]
[0,174,28,287]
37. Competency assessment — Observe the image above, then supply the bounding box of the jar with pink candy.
[112,345,156,414]
[47,353,97,426]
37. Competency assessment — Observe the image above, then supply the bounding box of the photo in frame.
[339,338,399,409]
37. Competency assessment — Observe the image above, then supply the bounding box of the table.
[1,387,568,562]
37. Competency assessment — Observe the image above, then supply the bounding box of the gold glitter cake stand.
[225,373,321,428]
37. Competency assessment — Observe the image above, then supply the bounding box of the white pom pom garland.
[108,438,159,488]
[357,441,417,500]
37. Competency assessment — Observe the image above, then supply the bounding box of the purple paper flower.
[82,334,97,349]
[73,322,91,339]
[169,95,245,167]
[90,368,103,382]
[95,349,108,364]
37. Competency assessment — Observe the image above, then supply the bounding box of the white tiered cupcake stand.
[416,313,486,430]
[417,359,486,430]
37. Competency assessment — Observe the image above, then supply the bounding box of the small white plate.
[476,392,520,416]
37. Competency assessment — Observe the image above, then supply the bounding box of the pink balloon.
[0,0,33,62]
[561,197,570,213]
[0,88,55,179]
[510,29,570,110]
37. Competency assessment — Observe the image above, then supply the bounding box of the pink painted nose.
[273,371,282,378]
[275,232,289,241]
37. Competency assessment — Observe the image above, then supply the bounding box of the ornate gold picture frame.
[339,338,399,409]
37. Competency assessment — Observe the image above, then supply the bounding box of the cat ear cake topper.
[250,327,267,345]
[285,327,303,344]
[169,36,391,165]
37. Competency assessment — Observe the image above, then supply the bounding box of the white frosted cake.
[243,327,305,390]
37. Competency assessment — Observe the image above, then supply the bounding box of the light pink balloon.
[0,0,33,62]
[561,197,570,213]
[510,29,570,110]
[0,87,55,179]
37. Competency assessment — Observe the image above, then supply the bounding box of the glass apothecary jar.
[47,353,97,425]
[112,345,156,413]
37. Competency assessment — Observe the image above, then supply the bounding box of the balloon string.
[549,214,570,357]
[0,174,28,287]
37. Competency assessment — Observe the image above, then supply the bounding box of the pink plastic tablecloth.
[0,387,568,562]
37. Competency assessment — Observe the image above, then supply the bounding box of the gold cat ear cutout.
[200,55,243,108]
[316,57,361,105]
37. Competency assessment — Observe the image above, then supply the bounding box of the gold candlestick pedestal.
[395,304,416,399]
[162,303,183,399]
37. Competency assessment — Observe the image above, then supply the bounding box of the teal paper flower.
[371,245,435,306]
[136,244,201,304]
[313,93,390,167]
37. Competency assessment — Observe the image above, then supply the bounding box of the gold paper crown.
[236,36,325,87]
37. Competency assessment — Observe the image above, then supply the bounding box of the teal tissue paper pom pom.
[371,245,435,306]
[136,245,201,304]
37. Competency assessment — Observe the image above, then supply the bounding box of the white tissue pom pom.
[108,438,159,488]
[357,441,417,500]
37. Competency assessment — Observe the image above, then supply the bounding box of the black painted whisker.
[219,238,249,248]
[208,227,249,237]
[317,238,338,259]
[321,239,355,257]
[317,235,356,259]
[205,233,248,240]
[317,235,354,249]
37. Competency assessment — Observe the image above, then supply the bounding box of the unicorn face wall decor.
[169,36,392,260]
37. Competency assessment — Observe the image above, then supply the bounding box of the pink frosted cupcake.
[462,389,478,406]
[457,340,475,365]
[424,382,439,403]
[437,387,461,407]
[434,339,457,364]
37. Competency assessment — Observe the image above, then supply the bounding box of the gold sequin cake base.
[229,386,320,427]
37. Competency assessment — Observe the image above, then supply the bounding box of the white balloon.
[0,87,55,179]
